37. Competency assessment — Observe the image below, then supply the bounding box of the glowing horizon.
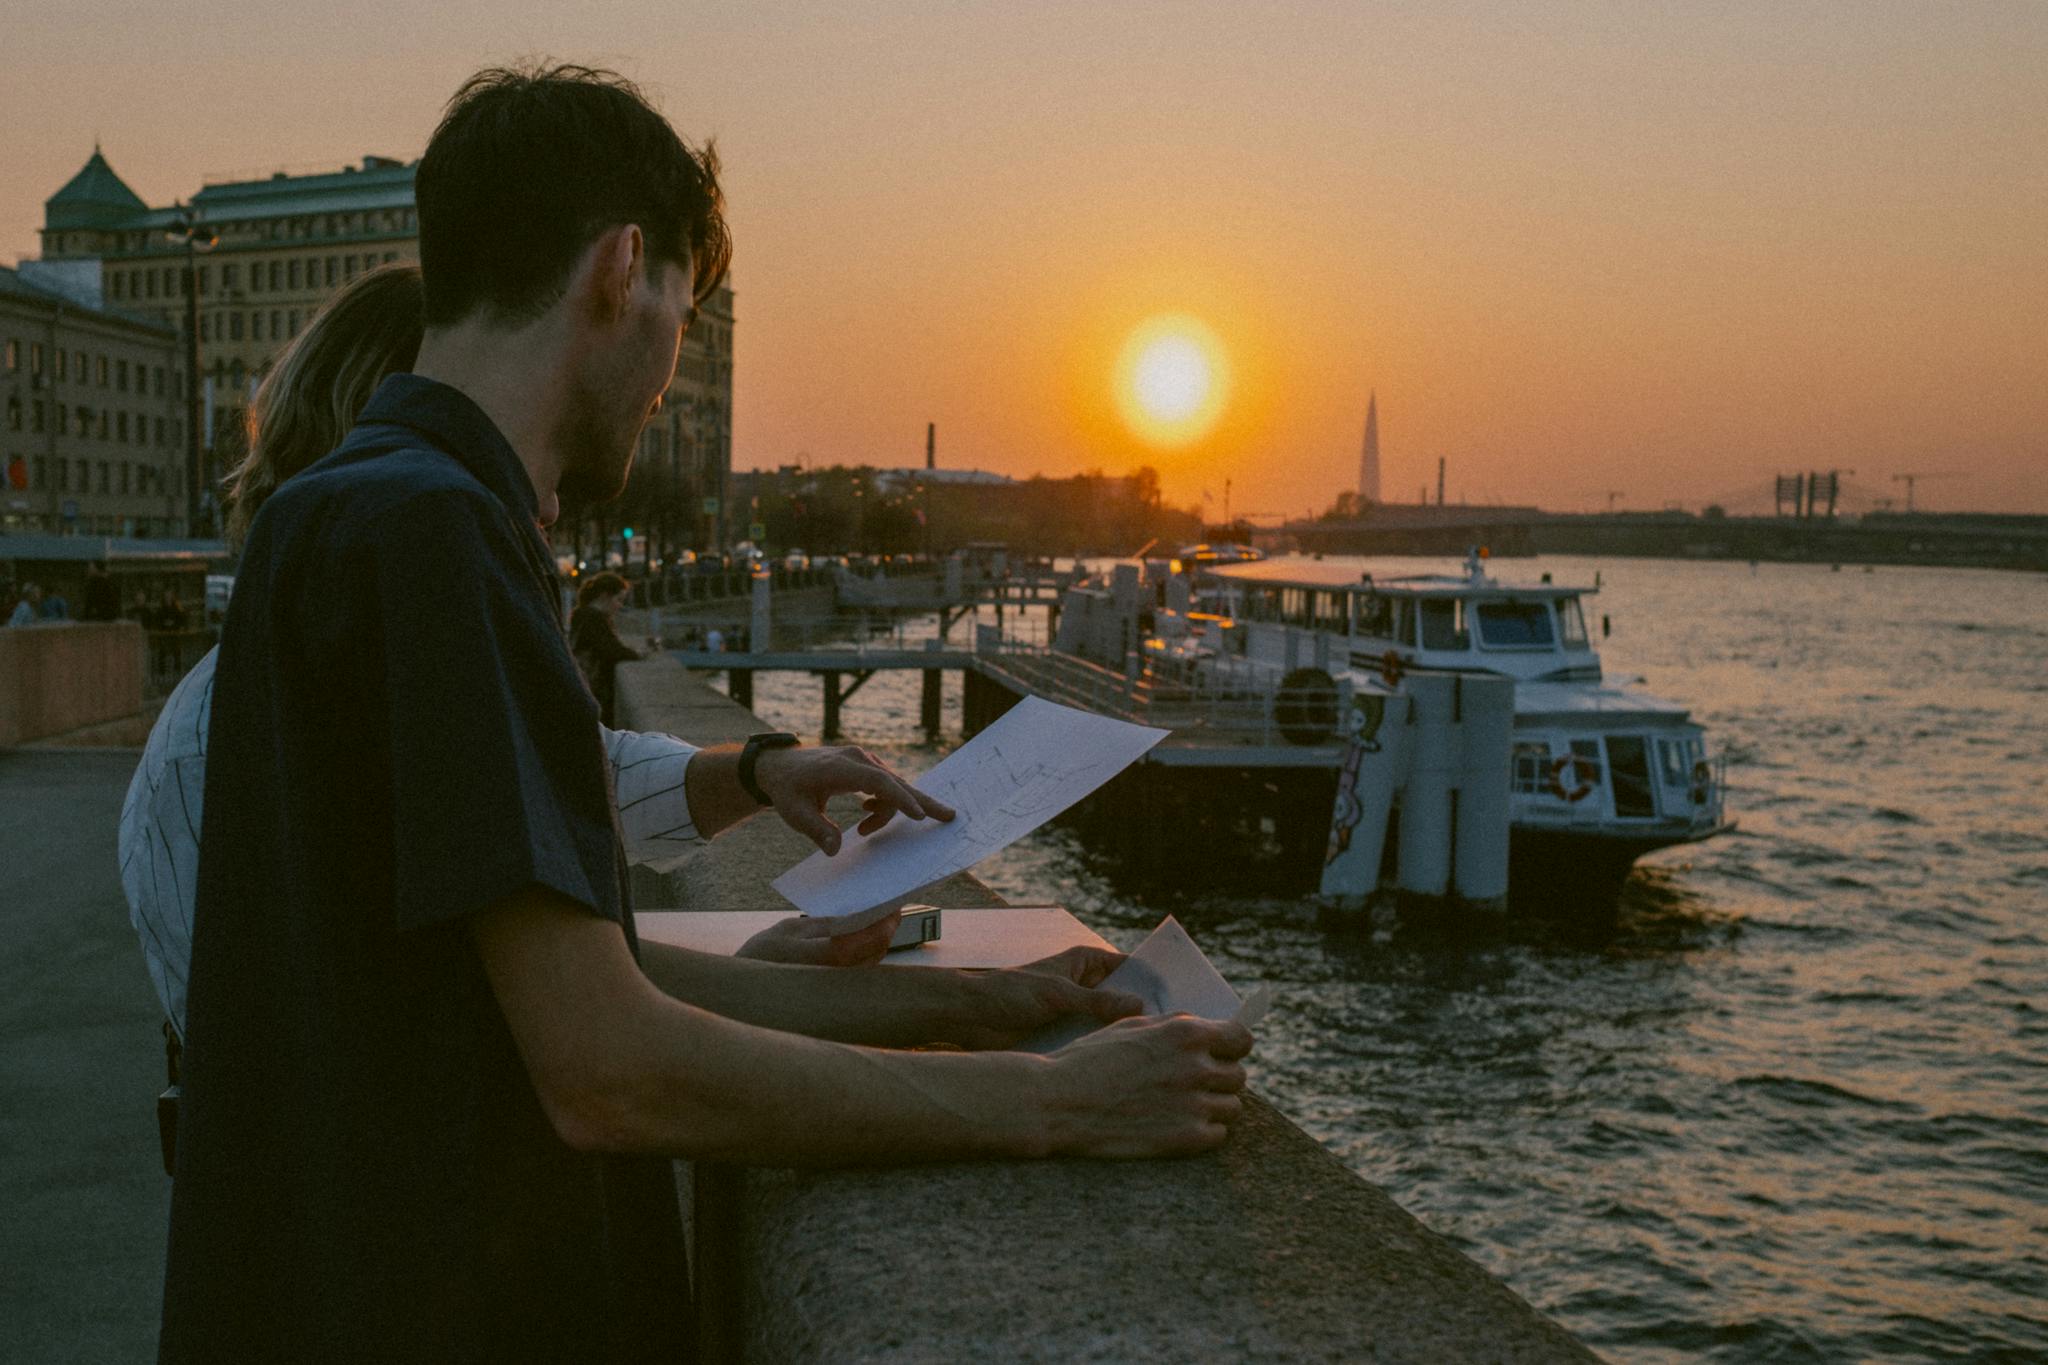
[3,3,2043,517]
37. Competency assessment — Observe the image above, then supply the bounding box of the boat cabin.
[1204,554,1602,684]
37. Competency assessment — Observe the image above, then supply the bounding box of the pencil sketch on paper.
[771,696,1168,919]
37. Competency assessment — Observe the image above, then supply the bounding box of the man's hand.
[755,745,955,855]
[735,911,902,967]
[1041,1014,1254,1157]
[941,945,1145,1050]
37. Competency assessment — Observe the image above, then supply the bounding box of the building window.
[230,313,244,341]
[288,310,300,334]
[55,349,67,381]
[96,355,109,386]
[120,463,131,495]
[154,367,165,397]
[58,460,69,492]
[287,259,299,290]
[223,262,239,290]
[163,267,176,296]
[198,265,210,296]
[32,456,45,490]
[33,399,46,433]
[99,461,111,494]
[76,459,88,489]
[326,256,338,286]
[6,396,20,430]
[118,411,129,443]
[117,359,130,392]
[199,316,211,343]
[4,339,15,371]
[384,251,398,263]
[74,406,89,437]
[30,343,45,375]
[146,271,159,299]
[270,310,282,338]
[98,411,109,439]
[75,350,87,379]
[268,261,282,291]
[344,255,357,279]
[111,273,125,300]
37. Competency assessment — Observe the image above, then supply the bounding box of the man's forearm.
[638,939,978,1047]
[597,995,1052,1164]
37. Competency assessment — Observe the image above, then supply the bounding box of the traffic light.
[621,526,635,540]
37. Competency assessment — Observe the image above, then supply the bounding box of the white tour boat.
[1151,551,1731,909]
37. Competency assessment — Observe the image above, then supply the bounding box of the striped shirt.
[117,644,703,1038]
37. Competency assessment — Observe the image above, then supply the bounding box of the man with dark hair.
[162,64,1249,1364]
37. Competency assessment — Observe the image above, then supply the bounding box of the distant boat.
[1174,542,1264,565]
[1153,550,1732,911]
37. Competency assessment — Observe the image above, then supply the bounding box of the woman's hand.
[734,911,903,967]
[753,744,955,854]
[938,946,1146,1050]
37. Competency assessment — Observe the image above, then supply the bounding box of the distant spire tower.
[1358,391,1381,506]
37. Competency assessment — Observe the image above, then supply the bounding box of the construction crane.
[1891,472,1964,513]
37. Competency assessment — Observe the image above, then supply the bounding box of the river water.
[741,556,2048,1362]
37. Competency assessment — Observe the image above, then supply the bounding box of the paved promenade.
[0,749,167,1363]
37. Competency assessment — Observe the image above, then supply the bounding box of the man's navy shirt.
[161,376,691,1363]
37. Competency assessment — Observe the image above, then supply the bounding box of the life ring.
[1549,753,1597,803]
[1690,760,1712,805]
[1379,650,1405,687]
[1275,667,1339,746]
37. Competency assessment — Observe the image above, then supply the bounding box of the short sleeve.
[361,490,620,933]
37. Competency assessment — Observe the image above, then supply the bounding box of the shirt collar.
[352,374,540,524]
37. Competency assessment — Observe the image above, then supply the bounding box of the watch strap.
[738,732,799,806]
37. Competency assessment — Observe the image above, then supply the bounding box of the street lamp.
[165,209,218,539]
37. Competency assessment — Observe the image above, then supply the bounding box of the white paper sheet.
[1019,916,1271,1053]
[771,696,1167,918]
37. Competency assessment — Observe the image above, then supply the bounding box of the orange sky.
[5,1,2043,516]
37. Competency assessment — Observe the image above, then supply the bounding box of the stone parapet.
[612,654,1595,1363]
[0,622,144,747]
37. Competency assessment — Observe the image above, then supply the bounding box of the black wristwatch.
[737,732,800,806]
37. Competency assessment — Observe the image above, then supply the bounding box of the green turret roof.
[45,149,148,230]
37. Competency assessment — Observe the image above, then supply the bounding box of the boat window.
[1557,597,1588,647]
[1659,739,1687,787]
[1475,600,1555,648]
[1313,590,1349,633]
[1419,599,1469,650]
[1245,587,1284,623]
[1356,593,1394,638]
[1512,741,1550,795]
[1281,587,1312,627]
[1390,599,1416,646]
[1605,736,1656,818]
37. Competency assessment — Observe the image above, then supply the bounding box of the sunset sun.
[1114,314,1228,448]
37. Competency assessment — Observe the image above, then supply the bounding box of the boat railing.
[977,637,1346,748]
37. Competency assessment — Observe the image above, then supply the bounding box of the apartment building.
[1,265,185,537]
[35,148,734,541]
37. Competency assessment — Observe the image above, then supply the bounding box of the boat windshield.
[1475,600,1555,648]
[1556,596,1589,647]
[1419,599,1470,650]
